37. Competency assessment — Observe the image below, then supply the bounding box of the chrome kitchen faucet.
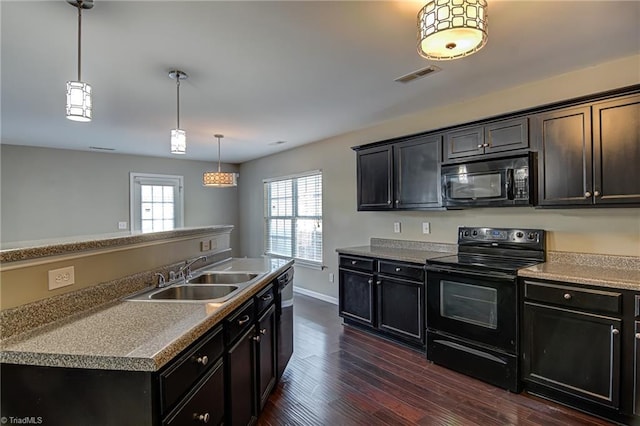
[170,255,208,283]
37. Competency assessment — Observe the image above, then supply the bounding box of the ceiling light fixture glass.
[203,134,238,187]
[417,0,488,60]
[66,0,93,122]
[169,70,188,154]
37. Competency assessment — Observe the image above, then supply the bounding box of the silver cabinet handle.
[368,278,373,285]
[635,333,640,340]
[376,280,382,285]
[563,293,572,300]
[195,355,208,366]
[395,267,401,272]
[594,190,600,197]
[395,200,399,204]
[194,413,210,423]
[252,335,261,342]
[483,143,489,148]
[477,144,483,148]
[585,191,592,198]
[612,328,620,335]
[387,200,391,205]
[260,294,273,301]
[351,260,357,265]
[237,315,250,325]
[260,328,267,335]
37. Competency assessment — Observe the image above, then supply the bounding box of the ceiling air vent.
[394,65,441,84]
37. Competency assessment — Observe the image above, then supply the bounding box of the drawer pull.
[611,328,620,336]
[351,260,357,265]
[636,333,640,340]
[563,293,572,300]
[260,294,273,302]
[594,190,601,197]
[395,267,401,272]
[376,280,382,286]
[237,315,250,325]
[195,355,208,366]
[253,335,261,342]
[584,191,592,198]
[477,144,483,148]
[368,278,373,285]
[193,412,210,423]
[260,328,267,335]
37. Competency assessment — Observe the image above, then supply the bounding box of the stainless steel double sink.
[126,271,261,303]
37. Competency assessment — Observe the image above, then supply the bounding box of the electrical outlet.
[48,266,75,290]
[422,222,431,234]
[118,221,128,230]
[393,222,401,233]
[200,240,211,251]
[328,272,334,283]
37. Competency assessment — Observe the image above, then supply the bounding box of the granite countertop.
[0,257,293,372]
[518,252,640,291]
[336,239,456,264]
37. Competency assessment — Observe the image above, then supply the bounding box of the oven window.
[448,172,503,200]
[440,280,498,329]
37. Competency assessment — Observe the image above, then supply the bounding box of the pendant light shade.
[203,135,238,187]
[417,0,488,61]
[66,0,93,122]
[169,70,188,154]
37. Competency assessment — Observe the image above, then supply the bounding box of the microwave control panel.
[514,168,529,200]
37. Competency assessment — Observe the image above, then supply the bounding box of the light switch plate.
[393,222,401,233]
[48,266,75,290]
[422,222,431,234]
[200,240,211,251]
[118,221,128,230]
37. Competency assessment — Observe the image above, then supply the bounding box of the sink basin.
[150,285,239,301]
[188,272,258,285]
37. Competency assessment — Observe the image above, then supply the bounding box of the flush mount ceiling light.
[203,134,238,187]
[417,0,488,60]
[169,70,188,154]
[65,0,93,122]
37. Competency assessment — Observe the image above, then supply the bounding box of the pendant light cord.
[217,136,222,173]
[176,78,181,129]
[77,1,83,81]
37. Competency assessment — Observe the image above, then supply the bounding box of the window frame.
[129,172,184,233]
[264,170,323,269]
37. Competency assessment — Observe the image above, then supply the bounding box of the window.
[264,171,322,267]
[130,173,184,233]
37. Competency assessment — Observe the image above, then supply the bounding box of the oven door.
[426,266,517,353]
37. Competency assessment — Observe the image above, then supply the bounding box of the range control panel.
[458,227,544,245]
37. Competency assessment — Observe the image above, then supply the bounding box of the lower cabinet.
[635,320,640,417]
[338,255,425,348]
[226,323,258,426]
[256,305,277,411]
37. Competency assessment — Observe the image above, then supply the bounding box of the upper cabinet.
[534,93,640,206]
[356,134,442,211]
[444,117,529,161]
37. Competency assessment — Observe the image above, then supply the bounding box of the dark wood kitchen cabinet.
[339,255,425,348]
[635,319,640,417]
[355,134,442,211]
[226,322,257,426]
[338,255,375,326]
[256,304,277,411]
[444,117,529,161]
[534,93,640,207]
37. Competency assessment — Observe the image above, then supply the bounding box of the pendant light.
[169,70,188,154]
[417,0,488,60]
[203,135,238,187]
[66,0,93,122]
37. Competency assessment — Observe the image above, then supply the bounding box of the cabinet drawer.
[164,358,225,426]
[339,255,375,272]
[160,325,224,413]
[256,283,275,316]
[524,281,621,314]
[378,260,424,282]
[225,299,255,345]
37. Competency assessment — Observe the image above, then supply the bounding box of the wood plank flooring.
[257,294,614,426]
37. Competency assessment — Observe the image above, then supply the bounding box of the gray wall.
[0,145,240,252]
[238,54,640,301]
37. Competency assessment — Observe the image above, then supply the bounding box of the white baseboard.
[293,286,338,305]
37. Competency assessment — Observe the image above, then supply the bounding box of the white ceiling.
[1,1,639,163]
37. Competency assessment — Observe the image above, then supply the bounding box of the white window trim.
[130,172,184,233]
[264,170,323,269]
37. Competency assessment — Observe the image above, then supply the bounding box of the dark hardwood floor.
[257,294,614,426]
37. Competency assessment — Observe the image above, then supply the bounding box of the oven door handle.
[426,266,515,281]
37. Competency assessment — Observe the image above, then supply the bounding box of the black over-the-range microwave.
[441,154,534,208]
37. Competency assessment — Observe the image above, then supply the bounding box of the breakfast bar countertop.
[0,257,293,372]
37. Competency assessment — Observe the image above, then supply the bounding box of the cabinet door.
[593,94,640,205]
[338,269,375,326]
[522,302,621,408]
[164,358,225,426]
[635,321,640,416]
[394,134,442,209]
[485,117,529,154]
[377,276,424,344]
[534,106,593,206]
[226,325,257,426]
[357,145,393,210]
[256,305,276,412]
[445,126,484,160]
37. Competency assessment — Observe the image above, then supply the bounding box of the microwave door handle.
[506,169,515,200]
